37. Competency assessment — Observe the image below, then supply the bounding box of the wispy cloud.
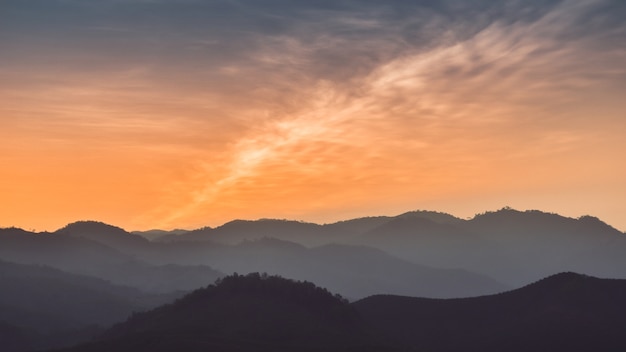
[2,0,625,230]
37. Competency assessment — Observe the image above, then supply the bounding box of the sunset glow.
[1,0,625,231]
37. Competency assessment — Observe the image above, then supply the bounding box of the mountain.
[167,213,459,246]
[169,219,326,246]
[107,208,626,290]
[357,215,496,268]
[56,221,150,254]
[142,238,508,299]
[53,272,626,352]
[0,260,183,352]
[347,208,626,286]
[354,272,626,352]
[57,273,394,352]
[0,228,223,294]
[4,207,625,298]
[461,208,626,284]
[131,229,189,241]
[0,322,42,352]
[0,225,502,299]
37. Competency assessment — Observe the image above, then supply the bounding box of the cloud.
[146,0,626,226]
[2,0,626,229]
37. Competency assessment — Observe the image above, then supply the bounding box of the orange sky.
[1,0,625,231]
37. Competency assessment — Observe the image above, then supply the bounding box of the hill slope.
[354,272,626,351]
[58,273,395,352]
[0,260,186,352]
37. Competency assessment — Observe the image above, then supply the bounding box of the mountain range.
[1,208,625,351]
[150,208,626,286]
[54,272,626,352]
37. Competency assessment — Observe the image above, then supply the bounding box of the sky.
[1,0,625,231]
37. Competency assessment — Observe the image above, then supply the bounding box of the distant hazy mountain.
[131,229,189,241]
[140,238,507,299]
[167,219,326,245]
[165,211,462,245]
[0,260,181,352]
[354,272,626,351]
[347,208,626,286]
[156,209,626,288]
[56,221,149,254]
[2,224,504,299]
[0,228,223,294]
[58,273,394,352]
[3,207,625,298]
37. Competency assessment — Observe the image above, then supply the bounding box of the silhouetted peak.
[395,210,461,224]
[515,272,601,295]
[219,218,320,230]
[0,227,36,236]
[198,272,348,305]
[101,273,364,342]
[131,228,190,240]
[577,215,622,234]
[540,271,593,282]
[58,220,127,235]
[468,208,576,229]
[56,220,148,246]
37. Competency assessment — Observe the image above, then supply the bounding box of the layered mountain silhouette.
[144,238,507,299]
[57,273,393,352]
[2,208,626,351]
[0,260,180,351]
[0,221,507,299]
[54,272,626,352]
[131,228,189,241]
[56,221,150,255]
[143,208,626,287]
[0,225,223,293]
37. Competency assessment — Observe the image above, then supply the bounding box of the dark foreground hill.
[54,272,626,352]
[57,273,394,352]
[354,272,626,352]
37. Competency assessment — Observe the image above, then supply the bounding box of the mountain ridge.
[53,272,626,352]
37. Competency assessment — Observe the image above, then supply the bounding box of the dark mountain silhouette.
[167,211,462,245]
[168,219,325,245]
[131,228,189,241]
[395,210,463,224]
[52,272,626,352]
[57,273,395,352]
[3,207,626,300]
[354,272,626,351]
[0,260,183,352]
[318,216,393,241]
[56,221,149,254]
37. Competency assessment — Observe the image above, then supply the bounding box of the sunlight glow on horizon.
[1,0,625,232]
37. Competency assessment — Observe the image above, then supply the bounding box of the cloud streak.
[1,0,625,230]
